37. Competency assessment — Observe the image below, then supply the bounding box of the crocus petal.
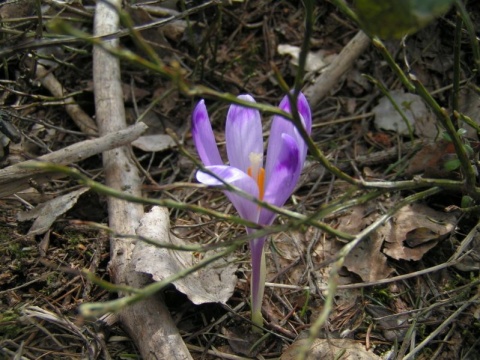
[196,165,260,222]
[295,92,312,132]
[260,134,300,225]
[225,95,264,173]
[265,92,311,184]
[277,92,312,133]
[192,100,223,166]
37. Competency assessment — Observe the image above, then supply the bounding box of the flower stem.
[250,237,266,332]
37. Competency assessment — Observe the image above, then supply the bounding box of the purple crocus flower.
[192,93,312,330]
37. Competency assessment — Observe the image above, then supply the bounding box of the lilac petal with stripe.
[192,100,223,166]
[196,165,259,222]
[225,95,264,173]
[265,93,312,184]
[260,134,300,225]
[277,92,312,133]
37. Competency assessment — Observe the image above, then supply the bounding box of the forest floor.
[0,1,480,359]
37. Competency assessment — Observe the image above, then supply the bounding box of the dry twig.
[35,64,98,136]
[304,31,370,107]
[0,122,147,198]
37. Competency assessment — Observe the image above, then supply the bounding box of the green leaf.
[442,132,452,142]
[444,158,461,172]
[354,0,454,39]
[464,143,474,157]
[457,128,468,137]
[461,195,474,209]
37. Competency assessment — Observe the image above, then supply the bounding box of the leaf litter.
[17,187,90,236]
[333,198,457,282]
[1,1,480,359]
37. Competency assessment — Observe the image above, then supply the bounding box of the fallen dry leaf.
[0,0,35,19]
[373,90,438,139]
[222,326,265,357]
[131,134,176,152]
[382,203,456,261]
[17,187,89,236]
[281,338,382,360]
[277,44,334,72]
[366,304,410,342]
[334,200,456,280]
[132,206,238,305]
[405,140,456,177]
[268,231,306,285]
[344,232,394,282]
[336,205,394,282]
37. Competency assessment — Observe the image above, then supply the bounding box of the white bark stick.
[0,123,147,198]
[304,31,370,107]
[93,1,192,359]
[35,64,98,136]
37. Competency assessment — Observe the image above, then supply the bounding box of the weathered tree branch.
[304,31,370,107]
[35,64,98,136]
[93,1,192,358]
[0,123,147,198]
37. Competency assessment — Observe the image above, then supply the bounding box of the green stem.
[328,0,359,23]
[451,12,463,114]
[294,0,314,93]
[23,161,356,240]
[454,0,480,75]
[371,37,416,92]
[410,74,477,192]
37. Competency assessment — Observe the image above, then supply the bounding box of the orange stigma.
[247,153,265,201]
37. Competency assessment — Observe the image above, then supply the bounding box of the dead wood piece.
[0,122,147,199]
[35,64,98,136]
[304,31,370,107]
[93,0,192,358]
[121,272,195,360]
